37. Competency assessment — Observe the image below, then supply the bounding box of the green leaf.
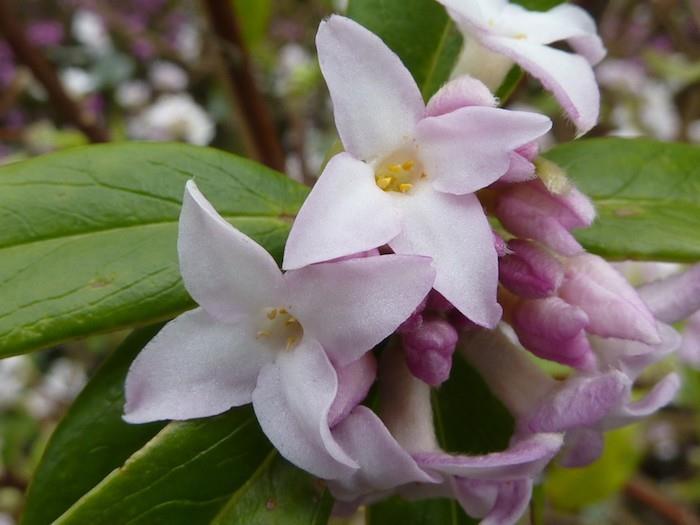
[433,352,514,455]
[22,326,167,525]
[0,142,308,357]
[545,138,700,262]
[212,454,332,525]
[347,0,462,99]
[368,496,477,525]
[53,407,272,525]
[494,66,524,104]
[512,0,566,10]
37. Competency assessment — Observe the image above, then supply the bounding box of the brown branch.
[0,0,109,143]
[199,0,285,172]
[625,477,700,525]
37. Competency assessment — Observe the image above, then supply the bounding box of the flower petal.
[638,264,700,324]
[328,406,438,502]
[604,373,681,428]
[328,353,378,428]
[390,187,501,327]
[558,428,604,467]
[413,433,562,480]
[252,337,358,479]
[316,15,424,161]
[480,36,599,135]
[124,308,272,423]
[286,253,435,366]
[425,75,496,117]
[179,180,285,321]
[417,106,551,195]
[480,480,533,525]
[526,371,630,433]
[283,153,401,270]
[592,323,681,380]
[438,0,505,28]
[481,479,532,525]
[511,297,596,370]
[559,254,660,344]
[499,4,606,64]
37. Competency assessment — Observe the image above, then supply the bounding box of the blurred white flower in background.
[60,67,97,98]
[274,43,314,96]
[0,356,32,410]
[598,59,680,140]
[128,94,214,145]
[174,24,201,62]
[149,61,188,92]
[24,358,86,419]
[72,10,112,55]
[115,80,151,109]
[0,512,15,525]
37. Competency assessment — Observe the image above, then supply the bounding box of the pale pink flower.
[438,0,606,134]
[124,181,435,479]
[284,15,551,327]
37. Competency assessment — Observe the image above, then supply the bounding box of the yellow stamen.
[266,308,278,320]
[514,33,527,40]
[285,317,298,326]
[286,336,298,350]
[388,164,402,173]
[279,308,288,315]
[398,183,413,193]
[401,160,414,171]
[376,176,393,190]
[256,330,271,339]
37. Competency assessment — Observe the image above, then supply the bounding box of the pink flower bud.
[495,181,595,256]
[499,240,564,298]
[402,318,459,386]
[559,254,660,344]
[512,297,596,370]
[501,143,539,183]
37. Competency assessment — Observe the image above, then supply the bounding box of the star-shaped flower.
[124,181,435,479]
[438,0,606,134]
[283,15,551,328]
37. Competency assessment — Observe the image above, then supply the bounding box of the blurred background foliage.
[1,1,700,524]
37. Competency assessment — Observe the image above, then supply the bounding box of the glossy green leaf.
[53,407,272,525]
[433,352,514,455]
[368,496,477,525]
[0,142,308,357]
[347,0,462,99]
[545,138,700,262]
[212,454,332,525]
[22,326,166,525]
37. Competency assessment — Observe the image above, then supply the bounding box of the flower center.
[255,307,304,351]
[374,152,425,194]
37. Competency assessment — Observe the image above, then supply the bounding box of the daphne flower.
[438,0,606,134]
[329,347,563,525]
[124,181,435,479]
[284,15,551,327]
